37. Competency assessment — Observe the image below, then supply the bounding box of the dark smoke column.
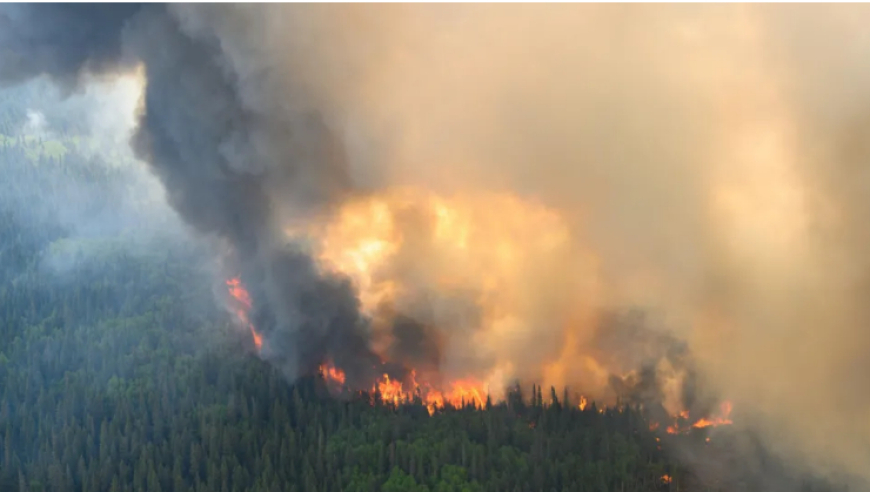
[0,3,382,385]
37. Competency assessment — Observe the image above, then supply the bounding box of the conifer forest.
[3,5,870,492]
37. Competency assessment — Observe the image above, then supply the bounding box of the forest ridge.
[0,83,855,492]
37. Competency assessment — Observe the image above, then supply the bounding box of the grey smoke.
[0,75,184,279]
[0,4,140,87]
[11,4,870,488]
[1,4,382,383]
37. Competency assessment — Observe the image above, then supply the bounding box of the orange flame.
[249,327,263,350]
[319,362,488,415]
[226,277,263,351]
[439,379,488,410]
[663,401,734,434]
[692,401,733,429]
[376,374,406,406]
[241,183,732,420]
[662,474,673,484]
[226,278,252,309]
[284,187,600,403]
[319,363,347,386]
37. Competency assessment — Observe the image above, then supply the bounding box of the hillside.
[0,88,851,492]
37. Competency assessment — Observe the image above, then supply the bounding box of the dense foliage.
[0,84,853,492]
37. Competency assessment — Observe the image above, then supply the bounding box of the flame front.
[285,187,605,404]
[226,277,263,351]
[318,362,487,415]
[382,370,488,415]
[232,186,734,426]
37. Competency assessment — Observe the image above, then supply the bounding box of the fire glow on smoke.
[225,274,489,415]
[290,187,602,396]
[225,273,734,429]
[224,186,733,429]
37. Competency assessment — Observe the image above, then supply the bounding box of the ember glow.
[226,278,264,351]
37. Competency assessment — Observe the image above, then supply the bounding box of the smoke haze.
[0,73,186,280]
[5,3,870,486]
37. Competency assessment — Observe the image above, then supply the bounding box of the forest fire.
[229,261,734,430]
[224,187,733,428]
[320,362,347,386]
[226,278,263,351]
[691,401,734,429]
[664,401,734,434]
[292,187,586,315]
[319,362,488,414]
[279,187,606,401]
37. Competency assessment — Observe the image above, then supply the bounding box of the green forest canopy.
[0,85,852,492]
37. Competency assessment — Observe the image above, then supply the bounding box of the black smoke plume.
[0,3,709,404]
[12,4,870,488]
[0,3,380,383]
[0,4,140,87]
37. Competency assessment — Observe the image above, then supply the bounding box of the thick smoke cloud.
[0,4,140,87]
[1,4,383,383]
[8,3,870,487]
